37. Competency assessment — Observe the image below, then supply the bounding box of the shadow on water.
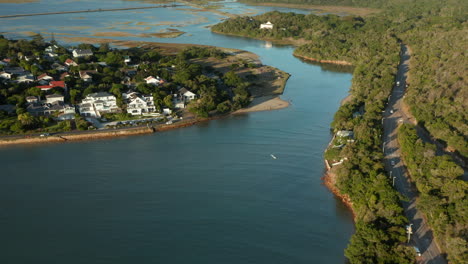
[297,57,354,73]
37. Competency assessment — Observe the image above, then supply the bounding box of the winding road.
[382,44,447,264]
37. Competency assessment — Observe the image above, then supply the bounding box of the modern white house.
[260,21,274,29]
[123,91,155,115]
[72,49,93,58]
[145,76,164,85]
[79,92,119,117]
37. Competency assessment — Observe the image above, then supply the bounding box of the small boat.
[270,154,277,159]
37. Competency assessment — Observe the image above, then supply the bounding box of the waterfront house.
[179,87,196,101]
[72,49,93,58]
[260,21,274,29]
[124,91,155,115]
[79,92,119,117]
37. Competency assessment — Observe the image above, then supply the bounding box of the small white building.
[72,49,93,58]
[46,94,64,104]
[26,96,39,104]
[0,71,12,80]
[145,76,164,85]
[260,21,274,29]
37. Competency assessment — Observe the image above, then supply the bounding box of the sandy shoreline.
[234,96,289,114]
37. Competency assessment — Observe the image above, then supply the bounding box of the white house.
[180,87,196,101]
[260,21,274,29]
[65,59,78,67]
[79,92,119,117]
[0,71,12,80]
[124,55,131,64]
[26,96,39,104]
[172,88,197,109]
[72,49,93,58]
[145,76,164,85]
[45,45,59,53]
[79,70,96,82]
[16,73,35,83]
[124,92,155,116]
[46,94,64,104]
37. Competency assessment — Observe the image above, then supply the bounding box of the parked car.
[40,133,50,137]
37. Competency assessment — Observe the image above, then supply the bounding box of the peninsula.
[0,36,289,145]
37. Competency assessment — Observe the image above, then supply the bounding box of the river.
[0,1,355,263]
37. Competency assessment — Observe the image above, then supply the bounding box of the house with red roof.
[65,58,78,67]
[36,80,67,91]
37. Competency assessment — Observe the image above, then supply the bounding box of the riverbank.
[293,54,352,66]
[322,167,356,220]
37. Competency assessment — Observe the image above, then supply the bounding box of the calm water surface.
[0,1,354,263]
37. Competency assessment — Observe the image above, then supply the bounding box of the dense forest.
[212,0,467,263]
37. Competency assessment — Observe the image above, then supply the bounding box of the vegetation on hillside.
[398,124,467,263]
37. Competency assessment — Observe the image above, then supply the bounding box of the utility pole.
[393,176,396,187]
[389,170,392,179]
[406,224,413,243]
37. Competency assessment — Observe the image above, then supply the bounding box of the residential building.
[79,92,119,117]
[16,73,35,83]
[26,96,39,104]
[260,21,274,29]
[72,49,93,58]
[46,94,64,104]
[123,91,155,115]
[145,76,164,85]
[65,58,78,67]
[79,70,96,82]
